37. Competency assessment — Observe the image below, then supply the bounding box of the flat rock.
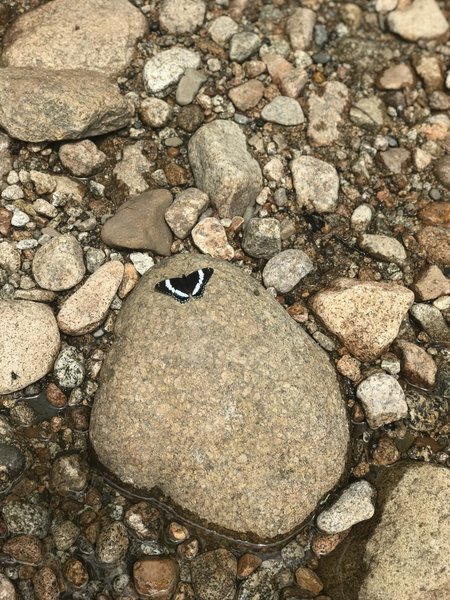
[113,142,151,196]
[316,481,376,534]
[143,47,201,95]
[349,96,386,130]
[191,217,234,260]
[412,264,450,301]
[0,300,60,394]
[101,189,173,256]
[395,340,437,389]
[0,68,133,142]
[263,249,313,293]
[188,120,263,218]
[387,0,449,42]
[176,68,207,106]
[159,0,205,35]
[291,156,339,213]
[358,234,407,264]
[165,187,209,239]
[287,8,316,50]
[58,140,106,177]
[309,279,414,361]
[57,261,124,336]
[90,254,349,540]
[410,302,450,343]
[307,81,349,146]
[417,226,450,267]
[261,97,304,126]
[32,234,85,291]
[356,372,408,428]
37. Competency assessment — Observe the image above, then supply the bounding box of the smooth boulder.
[90,254,349,541]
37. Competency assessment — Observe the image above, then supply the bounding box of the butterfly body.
[155,268,214,303]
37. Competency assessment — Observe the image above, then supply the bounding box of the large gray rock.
[0,68,133,142]
[2,0,147,77]
[90,254,349,541]
[189,120,263,218]
[319,463,450,600]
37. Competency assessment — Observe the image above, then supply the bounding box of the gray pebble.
[242,218,281,259]
[54,346,85,389]
[0,442,26,493]
[229,32,261,62]
[1,500,50,538]
[176,68,207,106]
[316,480,376,534]
[261,97,304,126]
[96,522,129,564]
[262,249,313,293]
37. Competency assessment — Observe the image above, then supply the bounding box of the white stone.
[129,253,154,275]
[387,0,449,41]
[351,204,373,232]
[316,480,376,534]
[261,97,304,126]
[11,209,29,227]
[159,0,205,35]
[263,249,313,294]
[143,47,201,95]
[165,187,209,239]
[356,372,408,428]
[291,155,339,213]
[209,16,238,46]
[358,234,407,265]
[1,184,23,200]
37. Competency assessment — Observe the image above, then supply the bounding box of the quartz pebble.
[261,97,304,126]
[191,217,234,260]
[351,204,373,231]
[412,265,450,301]
[262,249,313,293]
[242,218,281,259]
[159,0,205,35]
[165,188,209,239]
[129,253,154,275]
[316,480,376,534]
[139,98,172,128]
[358,234,407,264]
[229,32,261,63]
[133,557,179,599]
[287,8,316,50]
[144,48,201,95]
[58,140,106,177]
[291,155,339,213]
[356,372,408,428]
[209,16,239,46]
[387,0,449,42]
[50,454,89,496]
[395,340,437,389]
[32,234,85,291]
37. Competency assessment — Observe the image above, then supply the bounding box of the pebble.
[188,120,262,218]
[139,98,172,128]
[261,96,304,126]
[308,81,349,146]
[64,558,89,588]
[113,142,151,196]
[133,557,179,599]
[350,96,386,130]
[0,574,18,599]
[0,207,12,237]
[165,187,209,239]
[316,480,376,534]
[33,566,59,600]
[242,217,281,259]
[129,252,154,275]
[176,104,205,132]
[417,226,450,267]
[0,300,60,394]
[0,443,26,493]
[125,502,162,541]
[53,345,85,389]
[377,63,415,90]
[32,234,85,291]
[0,68,133,142]
[414,54,443,91]
[309,279,414,361]
[294,567,324,597]
[191,549,237,600]
[281,67,308,98]
[101,189,173,255]
[50,453,89,495]
[434,155,450,189]
[85,247,106,273]
[237,560,281,600]
[159,0,205,35]
[356,372,408,428]
[387,0,449,42]
[58,140,106,177]
[0,242,20,273]
[2,0,147,77]
[33,198,57,218]
[1,184,23,201]
[118,263,139,299]
[378,147,411,174]
[262,53,293,85]
[395,340,437,389]
[286,8,316,50]
[143,47,201,95]
[336,354,362,382]
[351,204,373,232]
[191,217,234,260]
[1,500,50,538]
[229,32,261,63]
[29,170,56,195]
[209,16,239,46]
[237,554,262,579]
[96,522,129,564]
[358,233,407,264]
[412,265,450,301]
[13,289,55,302]
[291,155,339,213]
[262,249,313,293]
[228,80,264,111]
[176,69,207,106]
[410,303,450,342]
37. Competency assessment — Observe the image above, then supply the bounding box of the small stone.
[192,217,234,260]
[237,554,262,579]
[350,96,386,130]
[50,453,89,495]
[242,218,281,259]
[176,69,207,106]
[0,207,12,237]
[377,63,415,90]
[85,248,106,274]
[53,345,85,389]
[33,566,59,600]
[280,68,308,98]
[1,184,23,201]
[29,170,56,195]
[64,558,89,588]
[336,355,361,382]
[316,480,376,535]
[46,383,67,408]
[262,249,313,293]
[395,340,437,389]
[229,80,264,111]
[287,8,316,50]
[0,242,20,274]
[57,261,124,335]
[33,198,57,218]
[164,163,188,186]
[307,81,349,146]
[118,263,139,299]
[291,156,339,213]
[176,104,205,132]
[410,303,450,342]
[0,574,18,599]
[96,522,129,564]
[417,226,450,267]
[358,234,407,264]
[101,189,173,255]
[113,142,151,196]
[372,436,400,466]
[262,53,293,85]
[139,98,172,128]
[387,0,449,42]
[420,114,450,141]
[14,289,56,302]
[412,265,450,301]
[129,253,154,275]
[229,32,261,63]
[434,155,450,189]
[237,560,282,600]
[356,372,408,428]
[209,16,238,46]
[165,188,209,239]
[261,97,304,126]
[144,47,201,95]
[351,204,373,232]
[1,500,50,538]
[3,535,44,566]
[294,567,324,597]
[312,531,349,557]
[125,502,162,541]
[378,147,411,174]
[159,0,205,35]
[59,140,106,177]
[32,234,85,291]
[167,522,189,543]
[54,520,80,551]
[191,549,237,600]
[413,54,443,91]
[133,557,179,599]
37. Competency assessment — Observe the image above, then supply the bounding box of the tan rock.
[165,187,209,239]
[395,340,437,389]
[308,81,349,146]
[0,242,20,273]
[32,234,85,291]
[286,8,316,50]
[118,263,139,299]
[58,140,106,177]
[33,566,59,600]
[377,63,415,89]
[113,142,151,196]
[262,53,293,85]
[159,0,205,35]
[412,264,450,300]
[387,0,449,41]
[417,226,450,267]
[237,554,262,579]
[419,202,450,227]
[228,80,264,111]
[133,557,179,599]
[191,217,234,260]
[57,261,124,336]
[295,567,324,597]
[413,54,443,91]
[309,279,414,361]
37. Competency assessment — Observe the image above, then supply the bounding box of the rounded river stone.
[90,254,349,541]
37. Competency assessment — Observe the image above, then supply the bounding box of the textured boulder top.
[90,254,349,541]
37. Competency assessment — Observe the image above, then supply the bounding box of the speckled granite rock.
[90,254,349,541]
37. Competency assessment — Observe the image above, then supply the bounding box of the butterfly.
[155,268,214,303]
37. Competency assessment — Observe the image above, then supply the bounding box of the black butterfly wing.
[190,267,214,299]
[154,268,214,303]
[155,275,190,303]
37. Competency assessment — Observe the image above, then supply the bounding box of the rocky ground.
[0,0,450,599]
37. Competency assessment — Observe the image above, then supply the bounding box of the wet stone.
[242,217,281,259]
[237,559,282,600]
[406,389,447,432]
[124,502,162,541]
[0,443,26,493]
[64,558,89,588]
[32,234,85,291]
[191,549,237,600]
[167,522,189,543]
[139,98,172,128]
[229,32,261,63]
[3,535,44,566]
[50,453,89,496]
[237,554,262,579]
[53,520,80,551]
[144,48,201,95]
[294,567,324,597]
[58,140,106,178]
[316,481,376,534]
[1,500,50,539]
[291,156,339,213]
[53,345,85,389]
[262,249,313,293]
[261,97,304,126]
[96,522,129,564]
[191,217,234,260]
[133,557,179,599]
[165,188,209,239]
[356,372,408,428]
[0,574,17,599]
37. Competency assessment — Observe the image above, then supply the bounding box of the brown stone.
[64,558,89,588]
[118,263,139,299]
[33,566,59,600]
[167,522,189,543]
[417,226,450,267]
[377,63,415,90]
[413,54,443,91]
[395,340,437,389]
[434,155,450,190]
[372,436,401,465]
[228,80,264,111]
[46,384,67,408]
[412,265,450,301]
[312,530,349,557]
[0,207,12,237]
[419,202,450,227]
[295,566,324,597]
[176,105,204,133]
[3,535,44,566]
[262,53,293,85]
[336,355,361,382]
[237,553,262,578]
[133,557,179,599]
[164,163,188,186]
[124,502,161,541]
[58,140,106,177]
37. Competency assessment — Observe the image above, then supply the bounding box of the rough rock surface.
[316,481,376,534]
[0,68,133,142]
[32,234,85,292]
[2,0,148,77]
[90,254,349,540]
[159,0,205,35]
[0,300,60,394]
[291,156,339,213]
[387,0,449,42]
[189,120,262,218]
[143,47,201,95]
[309,279,414,361]
[308,81,349,146]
